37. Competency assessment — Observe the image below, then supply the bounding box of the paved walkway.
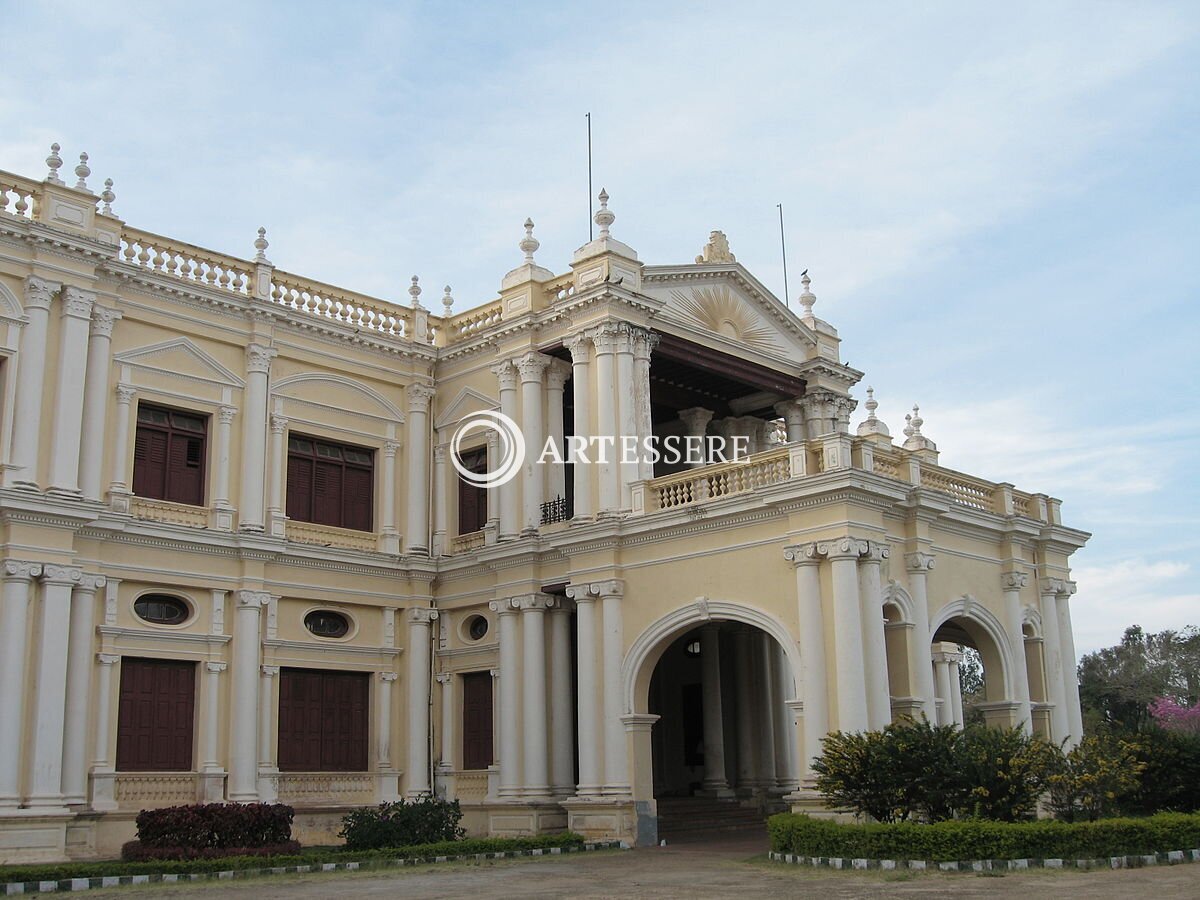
[85,832,1200,898]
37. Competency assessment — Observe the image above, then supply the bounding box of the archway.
[929,599,1016,729]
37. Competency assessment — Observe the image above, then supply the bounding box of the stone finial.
[902,403,938,454]
[909,404,923,436]
[595,188,614,238]
[74,152,91,191]
[903,412,914,439]
[46,143,64,184]
[520,217,539,264]
[254,226,270,263]
[695,230,736,265]
[442,285,454,315]
[857,386,891,438]
[100,179,116,216]
[798,271,816,322]
[409,275,423,308]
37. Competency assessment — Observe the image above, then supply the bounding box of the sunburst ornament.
[670,286,780,351]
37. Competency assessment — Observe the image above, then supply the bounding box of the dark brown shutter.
[313,461,343,526]
[278,668,368,772]
[461,672,494,770]
[286,455,313,522]
[343,467,373,532]
[116,658,196,771]
[132,427,168,500]
[458,477,479,535]
[166,435,204,505]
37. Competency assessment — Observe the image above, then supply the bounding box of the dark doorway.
[461,671,494,770]
[116,657,196,771]
[277,668,369,771]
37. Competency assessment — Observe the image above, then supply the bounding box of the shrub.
[954,725,1058,821]
[1123,727,1200,814]
[135,803,294,850]
[339,797,465,850]
[768,811,1200,862]
[1046,735,1144,822]
[121,840,301,862]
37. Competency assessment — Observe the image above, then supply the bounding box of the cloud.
[1070,558,1199,655]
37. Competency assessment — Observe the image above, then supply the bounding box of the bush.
[768,811,1200,862]
[339,797,465,850]
[955,725,1058,821]
[1047,734,1144,822]
[135,803,294,851]
[121,840,301,862]
[1123,727,1200,814]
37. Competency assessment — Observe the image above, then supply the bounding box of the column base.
[198,770,227,804]
[210,504,236,531]
[89,771,117,812]
[376,771,401,803]
[256,768,279,803]
[697,782,736,799]
[378,532,401,555]
[46,486,82,500]
[108,488,132,514]
[562,796,646,846]
[266,510,287,538]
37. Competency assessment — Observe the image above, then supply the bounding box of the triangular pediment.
[434,387,498,430]
[115,338,244,388]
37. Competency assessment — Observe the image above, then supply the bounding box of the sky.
[1,1,1196,655]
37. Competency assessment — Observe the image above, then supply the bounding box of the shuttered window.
[133,404,207,506]
[461,671,494,771]
[115,657,196,772]
[286,435,374,531]
[457,447,488,535]
[277,668,369,772]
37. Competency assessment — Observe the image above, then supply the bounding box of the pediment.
[434,387,498,430]
[115,338,244,388]
[273,373,405,423]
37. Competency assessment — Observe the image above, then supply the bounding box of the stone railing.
[451,531,487,554]
[634,446,793,513]
[544,273,576,304]
[120,226,253,295]
[271,271,410,339]
[444,300,503,341]
[453,770,489,803]
[286,520,378,552]
[0,172,41,220]
[129,496,209,528]
[114,773,199,810]
[276,772,376,806]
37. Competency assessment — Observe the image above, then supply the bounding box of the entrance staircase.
[655,796,776,841]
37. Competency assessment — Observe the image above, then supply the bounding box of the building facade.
[0,149,1088,863]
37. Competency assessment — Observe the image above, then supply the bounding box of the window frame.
[132,402,209,507]
[456,445,489,535]
[286,432,376,532]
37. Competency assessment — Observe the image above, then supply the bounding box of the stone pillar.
[431,443,446,556]
[858,541,892,730]
[78,307,119,499]
[1039,579,1070,744]
[7,277,55,489]
[239,344,275,531]
[1056,581,1083,747]
[904,552,938,721]
[28,564,82,807]
[590,325,621,514]
[631,329,658,482]
[516,593,553,798]
[823,537,869,733]
[266,414,288,537]
[517,353,550,534]
[756,630,778,792]
[492,362,521,540]
[600,581,628,794]
[0,561,40,808]
[108,384,137,509]
[200,662,227,802]
[378,672,399,800]
[699,624,730,794]
[565,334,594,521]
[933,651,954,727]
[435,673,454,771]
[772,642,798,792]
[229,590,266,802]
[212,406,237,529]
[949,655,965,727]
[678,408,714,468]
[733,627,759,791]
[549,603,575,798]
[545,359,571,504]
[47,286,95,496]
[490,598,522,798]
[257,665,279,801]
[406,608,438,796]
[774,400,805,443]
[1001,572,1033,734]
[565,584,601,796]
[615,327,639,505]
[379,440,401,553]
[91,653,120,810]
[62,575,104,805]
[784,543,827,778]
[405,383,435,554]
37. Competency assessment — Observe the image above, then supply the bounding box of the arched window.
[134,593,190,625]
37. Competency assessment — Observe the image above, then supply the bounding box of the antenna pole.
[587,112,594,239]
[777,203,790,307]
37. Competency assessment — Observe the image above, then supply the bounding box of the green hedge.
[768,812,1200,862]
[0,832,587,885]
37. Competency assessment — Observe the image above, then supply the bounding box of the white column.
[615,327,638,506]
[431,442,446,556]
[239,344,275,531]
[27,565,82,807]
[756,631,778,791]
[7,276,55,489]
[379,671,399,769]
[1039,579,1070,744]
[0,561,40,808]
[904,552,938,721]
[600,581,628,793]
[435,673,453,771]
[380,439,400,553]
[406,607,437,796]
[549,603,575,798]
[772,641,798,792]
[61,575,104,805]
[257,665,279,801]
[78,307,119,499]
[631,328,658,481]
[405,383,434,554]
[107,384,136,509]
[91,653,120,810]
[201,662,226,772]
[490,599,522,798]
[1001,572,1033,734]
[565,334,594,520]
[859,542,892,730]
[699,624,730,794]
[591,325,621,514]
[933,652,953,726]
[823,538,869,733]
[492,361,520,540]
[229,590,266,802]
[1056,582,1083,747]
[212,405,236,528]
[733,627,759,790]
[566,584,600,796]
[47,286,95,496]
[517,353,550,533]
[949,656,965,727]
[678,408,714,467]
[774,400,805,443]
[266,414,288,537]
[517,594,552,798]
[784,544,827,778]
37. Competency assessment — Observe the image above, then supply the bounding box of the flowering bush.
[1149,697,1200,735]
[1045,735,1144,822]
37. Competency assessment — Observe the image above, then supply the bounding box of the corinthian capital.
[24,276,59,310]
[90,305,119,338]
[491,359,519,391]
[631,327,659,361]
[407,382,435,411]
[246,343,276,375]
[564,332,592,364]
[515,352,552,383]
[545,358,572,390]
[62,286,96,319]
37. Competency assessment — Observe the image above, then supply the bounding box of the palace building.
[0,147,1088,862]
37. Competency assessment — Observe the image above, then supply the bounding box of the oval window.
[134,594,190,625]
[305,610,350,639]
[466,615,489,642]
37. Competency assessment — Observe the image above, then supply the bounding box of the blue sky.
[2,1,1196,654]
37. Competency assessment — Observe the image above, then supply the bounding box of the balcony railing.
[276,772,376,806]
[113,772,199,810]
[286,520,378,552]
[540,495,573,525]
[129,496,209,529]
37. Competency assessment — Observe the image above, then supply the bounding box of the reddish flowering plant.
[1149,697,1200,735]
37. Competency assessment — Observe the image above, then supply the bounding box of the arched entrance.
[929,599,1016,729]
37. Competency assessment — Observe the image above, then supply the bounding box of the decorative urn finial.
[595,188,614,238]
[519,217,539,264]
[46,143,64,184]
[798,271,816,321]
[100,178,116,216]
[74,152,91,191]
[409,275,423,308]
[254,226,270,262]
[442,285,454,315]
